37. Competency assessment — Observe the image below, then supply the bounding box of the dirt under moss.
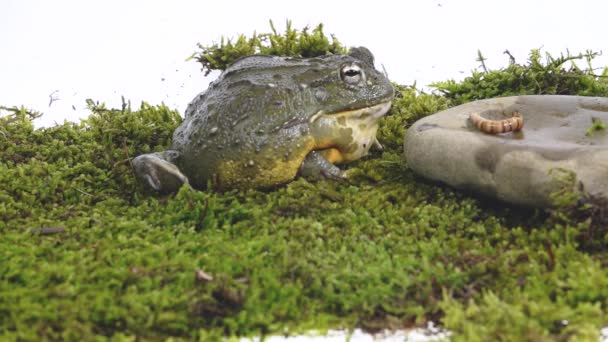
[2,50,608,341]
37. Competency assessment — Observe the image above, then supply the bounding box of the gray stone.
[403,95,608,208]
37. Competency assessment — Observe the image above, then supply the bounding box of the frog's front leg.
[298,150,347,181]
[132,150,189,193]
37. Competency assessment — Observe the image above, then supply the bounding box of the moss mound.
[2,24,608,341]
[189,20,346,76]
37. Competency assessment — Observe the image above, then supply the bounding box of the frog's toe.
[132,152,189,193]
[320,168,349,182]
[372,138,384,151]
[299,150,346,181]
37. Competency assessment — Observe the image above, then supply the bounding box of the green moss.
[432,49,608,105]
[586,117,607,136]
[189,20,346,76]
[2,26,608,340]
[378,84,450,152]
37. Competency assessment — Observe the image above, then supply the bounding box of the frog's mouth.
[309,101,392,123]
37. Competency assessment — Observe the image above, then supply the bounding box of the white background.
[1,1,607,339]
[2,0,607,127]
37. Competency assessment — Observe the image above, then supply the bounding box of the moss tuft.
[432,49,608,105]
[189,20,346,75]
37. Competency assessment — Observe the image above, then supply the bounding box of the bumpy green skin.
[134,48,394,191]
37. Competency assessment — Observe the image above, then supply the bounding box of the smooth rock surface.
[403,95,608,208]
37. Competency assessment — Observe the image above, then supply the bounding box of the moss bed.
[2,24,608,341]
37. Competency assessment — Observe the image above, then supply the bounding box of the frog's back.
[172,56,330,188]
[168,50,394,189]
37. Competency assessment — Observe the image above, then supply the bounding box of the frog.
[132,46,394,192]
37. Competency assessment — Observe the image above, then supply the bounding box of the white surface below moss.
[242,322,449,342]
[244,325,608,341]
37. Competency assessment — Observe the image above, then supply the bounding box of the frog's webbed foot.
[132,151,189,193]
[299,150,347,182]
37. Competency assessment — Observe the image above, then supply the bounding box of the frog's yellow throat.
[309,101,392,163]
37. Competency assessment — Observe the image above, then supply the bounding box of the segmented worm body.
[469,111,524,134]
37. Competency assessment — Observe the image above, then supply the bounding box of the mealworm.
[469,111,524,134]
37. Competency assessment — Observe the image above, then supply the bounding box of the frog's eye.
[341,64,365,84]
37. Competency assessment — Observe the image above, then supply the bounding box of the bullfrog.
[132,47,394,192]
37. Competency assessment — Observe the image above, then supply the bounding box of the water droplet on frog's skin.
[315,89,328,102]
[209,127,219,135]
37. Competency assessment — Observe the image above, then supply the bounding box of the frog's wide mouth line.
[309,101,392,123]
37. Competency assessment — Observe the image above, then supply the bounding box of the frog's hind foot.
[132,151,189,193]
